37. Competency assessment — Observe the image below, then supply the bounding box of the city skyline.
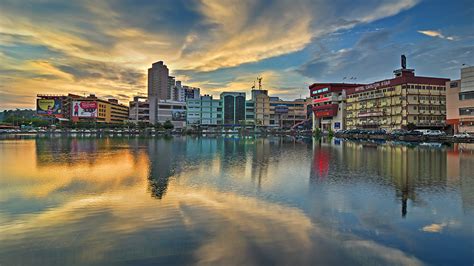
[1,0,473,110]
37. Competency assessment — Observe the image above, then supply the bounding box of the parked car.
[453,132,472,138]
[425,130,446,136]
[406,130,423,136]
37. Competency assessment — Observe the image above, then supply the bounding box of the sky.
[0,0,473,109]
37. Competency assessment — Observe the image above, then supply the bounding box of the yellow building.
[346,68,449,131]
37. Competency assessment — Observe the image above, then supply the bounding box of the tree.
[154,122,163,130]
[406,122,416,131]
[163,120,174,130]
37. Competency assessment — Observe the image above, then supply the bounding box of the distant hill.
[0,109,36,122]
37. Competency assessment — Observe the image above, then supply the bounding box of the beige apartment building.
[346,68,449,131]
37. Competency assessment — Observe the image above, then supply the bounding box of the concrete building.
[446,66,474,133]
[36,94,129,124]
[148,61,170,124]
[346,59,449,131]
[251,89,271,127]
[269,98,309,129]
[148,61,170,101]
[128,96,150,123]
[221,92,246,125]
[186,95,222,127]
[155,100,186,129]
[309,83,362,132]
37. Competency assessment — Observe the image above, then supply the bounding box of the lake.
[0,136,472,265]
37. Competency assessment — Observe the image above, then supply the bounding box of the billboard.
[72,101,98,117]
[37,98,62,115]
[171,110,186,121]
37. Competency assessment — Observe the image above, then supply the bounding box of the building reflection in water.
[310,138,474,217]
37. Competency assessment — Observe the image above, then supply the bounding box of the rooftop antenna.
[251,80,255,90]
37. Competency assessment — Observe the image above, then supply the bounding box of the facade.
[346,67,449,131]
[186,95,222,127]
[148,61,170,101]
[36,94,129,124]
[148,61,169,124]
[155,100,186,128]
[309,83,362,131]
[251,89,271,126]
[221,92,246,125]
[128,96,150,123]
[446,66,474,133]
[269,98,309,129]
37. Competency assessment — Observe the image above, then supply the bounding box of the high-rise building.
[446,66,474,133]
[148,61,169,100]
[148,61,169,123]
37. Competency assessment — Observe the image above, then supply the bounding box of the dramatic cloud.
[418,30,455,40]
[1,0,473,108]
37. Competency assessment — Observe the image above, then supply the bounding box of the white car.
[453,132,472,138]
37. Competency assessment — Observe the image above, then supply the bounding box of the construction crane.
[257,77,263,90]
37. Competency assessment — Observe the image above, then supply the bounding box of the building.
[269,98,310,129]
[172,83,201,102]
[346,57,449,131]
[251,89,271,126]
[148,61,170,101]
[36,94,129,124]
[221,92,246,125]
[309,83,362,131]
[128,96,150,123]
[186,95,222,127]
[148,61,169,124]
[155,100,186,128]
[446,66,474,133]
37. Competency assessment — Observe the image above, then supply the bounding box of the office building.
[221,92,246,125]
[446,66,474,133]
[186,95,222,127]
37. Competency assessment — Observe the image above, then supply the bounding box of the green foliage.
[328,129,334,138]
[163,120,174,130]
[154,122,164,130]
[406,122,416,131]
[313,127,321,136]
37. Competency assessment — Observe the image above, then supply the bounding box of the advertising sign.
[312,97,330,103]
[72,101,98,117]
[171,110,186,121]
[37,98,62,115]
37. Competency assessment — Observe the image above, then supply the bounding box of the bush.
[163,120,174,130]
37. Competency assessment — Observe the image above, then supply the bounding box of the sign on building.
[72,101,98,117]
[37,98,62,115]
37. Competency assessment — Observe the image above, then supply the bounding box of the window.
[459,107,473,116]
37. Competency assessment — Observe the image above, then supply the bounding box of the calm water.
[0,136,473,265]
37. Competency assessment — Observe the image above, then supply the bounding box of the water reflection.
[0,136,472,265]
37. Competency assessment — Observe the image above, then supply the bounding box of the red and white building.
[309,83,362,132]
